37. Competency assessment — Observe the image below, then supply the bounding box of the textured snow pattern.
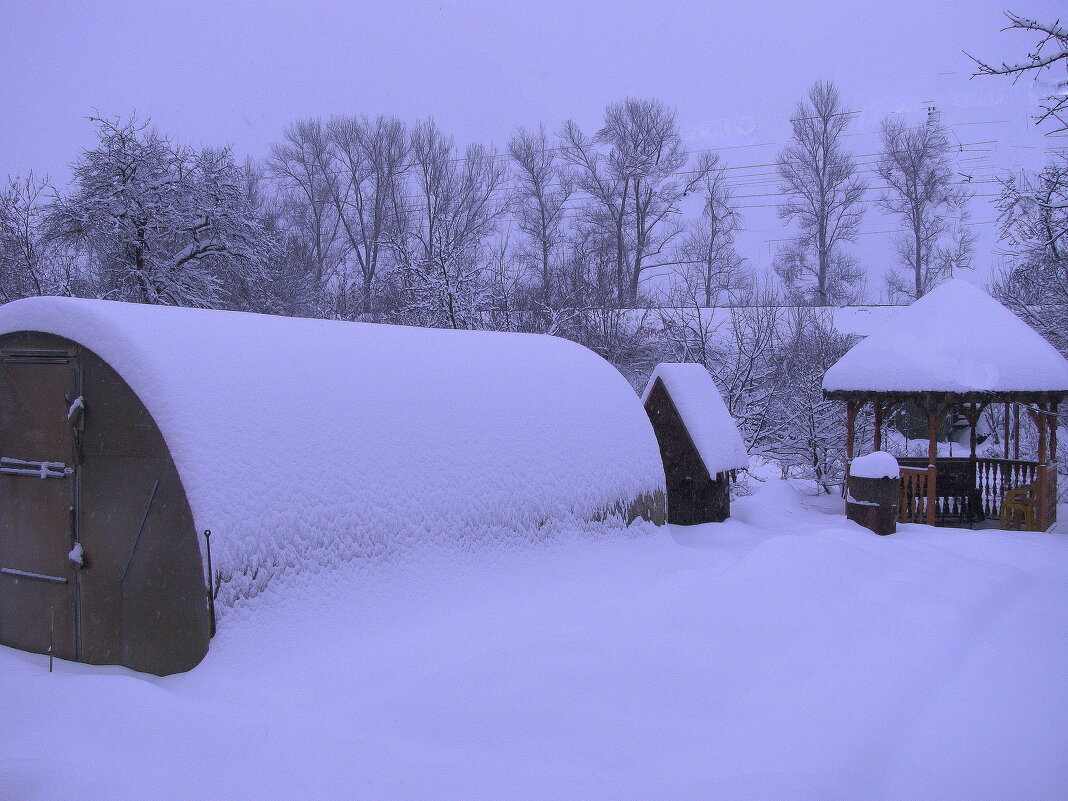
[824,280,1068,393]
[642,362,749,475]
[850,450,899,479]
[0,297,666,605]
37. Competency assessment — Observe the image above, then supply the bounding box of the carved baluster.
[980,460,989,518]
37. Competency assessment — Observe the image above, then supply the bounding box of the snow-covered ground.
[3,477,1067,800]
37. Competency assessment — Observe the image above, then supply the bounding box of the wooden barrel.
[847,475,899,535]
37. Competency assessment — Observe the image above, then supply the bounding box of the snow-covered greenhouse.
[642,363,748,524]
[0,297,667,674]
[824,280,1068,532]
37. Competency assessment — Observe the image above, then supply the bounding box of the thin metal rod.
[120,479,160,583]
[204,530,216,638]
[0,567,68,583]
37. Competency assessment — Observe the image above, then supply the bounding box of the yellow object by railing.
[1000,483,1037,531]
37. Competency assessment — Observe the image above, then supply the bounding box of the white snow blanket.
[824,279,1068,393]
[0,297,666,603]
[3,475,1066,800]
[642,362,749,475]
[850,450,899,479]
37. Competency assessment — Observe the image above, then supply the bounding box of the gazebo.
[823,280,1068,531]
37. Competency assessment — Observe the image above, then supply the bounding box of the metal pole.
[204,530,216,638]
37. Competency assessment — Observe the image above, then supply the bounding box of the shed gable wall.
[644,379,730,524]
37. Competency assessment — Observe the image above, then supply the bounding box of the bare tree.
[991,153,1068,354]
[508,124,573,307]
[325,115,410,318]
[773,239,863,307]
[0,173,52,301]
[969,12,1068,134]
[765,307,854,492]
[775,81,867,306]
[269,119,345,314]
[234,159,314,316]
[876,112,973,301]
[675,153,749,306]
[656,269,727,372]
[561,98,710,306]
[48,116,274,308]
[716,283,789,454]
[388,119,507,329]
[970,13,1068,353]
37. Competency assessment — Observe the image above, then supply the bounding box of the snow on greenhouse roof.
[642,363,749,475]
[0,297,667,604]
[823,280,1068,395]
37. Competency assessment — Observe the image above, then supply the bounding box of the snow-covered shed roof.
[642,363,749,475]
[823,280,1068,395]
[0,297,666,603]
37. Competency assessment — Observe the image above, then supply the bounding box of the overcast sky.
[2,0,1063,298]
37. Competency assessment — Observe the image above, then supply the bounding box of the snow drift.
[0,297,666,604]
[5,476,1067,799]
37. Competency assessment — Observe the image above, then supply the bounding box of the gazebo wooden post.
[968,404,978,459]
[960,402,987,525]
[1052,401,1059,530]
[1029,404,1050,531]
[1051,401,1059,464]
[844,399,861,496]
[922,410,939,529]
[1014,403,1021,460]
[873,401,884,451]
[1004,402,1011,459]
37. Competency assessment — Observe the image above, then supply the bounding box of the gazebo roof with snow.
[823,279,1068,403]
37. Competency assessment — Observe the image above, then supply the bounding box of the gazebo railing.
[898,466,930,524]
[898,457,982,526]
[975,457,1039,520]
[894,456,1056,530]
[833,391,1061,532]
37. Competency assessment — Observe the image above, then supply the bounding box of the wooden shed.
[642,363,748,524]
[0,297,667,674]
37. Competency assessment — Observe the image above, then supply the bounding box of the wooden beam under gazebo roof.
[822,280,1068,531]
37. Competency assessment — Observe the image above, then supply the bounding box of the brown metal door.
[0,349,80,661]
